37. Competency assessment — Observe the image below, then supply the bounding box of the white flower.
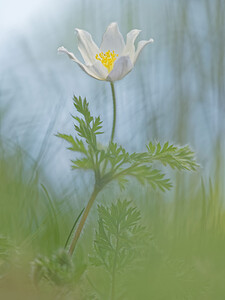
[58,22,154,82]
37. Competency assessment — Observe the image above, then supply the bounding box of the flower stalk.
[68,186,100,256]
[110,82,116,144]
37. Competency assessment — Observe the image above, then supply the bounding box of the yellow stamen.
[96,50,119,73]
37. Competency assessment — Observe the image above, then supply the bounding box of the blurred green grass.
[1,0,225,299]
[0,139,225,299]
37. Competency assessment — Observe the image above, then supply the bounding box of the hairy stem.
[110,82,117,144]
[68,186,100,256]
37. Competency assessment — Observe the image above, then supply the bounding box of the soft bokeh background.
[0,0,225,299]
[1,0,224,188]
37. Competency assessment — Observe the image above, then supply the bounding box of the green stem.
[68,186,100,256]
[110,82,116,144]
[101,82,117,176]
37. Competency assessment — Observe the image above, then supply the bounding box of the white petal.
[87,61,108,80]
[106,56,133,82]
[100,22,125,56]
[58,46,107,80]
[122,29,141,63]
[75,29,100,65]
[134,38,154,64]
[58,46,77,61]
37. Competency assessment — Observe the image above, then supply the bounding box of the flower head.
[58,22,154,82]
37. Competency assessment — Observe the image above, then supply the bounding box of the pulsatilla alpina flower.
[58,22,154,82]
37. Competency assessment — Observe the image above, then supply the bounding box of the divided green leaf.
[57,96,198,193]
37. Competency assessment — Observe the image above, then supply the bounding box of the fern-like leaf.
[146,142,199,171]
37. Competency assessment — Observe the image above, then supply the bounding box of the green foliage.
[0,123,224,300]
[72,96,103,149]
[31,248,86,286]
[89,199,146,273]
[146,141,199,171]
[57,96,198,192]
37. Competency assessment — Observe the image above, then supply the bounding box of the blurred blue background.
[0,0,224,193]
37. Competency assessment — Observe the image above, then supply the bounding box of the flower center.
[95,50,118,73]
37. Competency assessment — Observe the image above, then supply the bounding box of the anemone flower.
[58,22,153,82]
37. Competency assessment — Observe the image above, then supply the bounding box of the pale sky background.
[1,0,45,33]
[0,0,66,42]
[0,0,224,192]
